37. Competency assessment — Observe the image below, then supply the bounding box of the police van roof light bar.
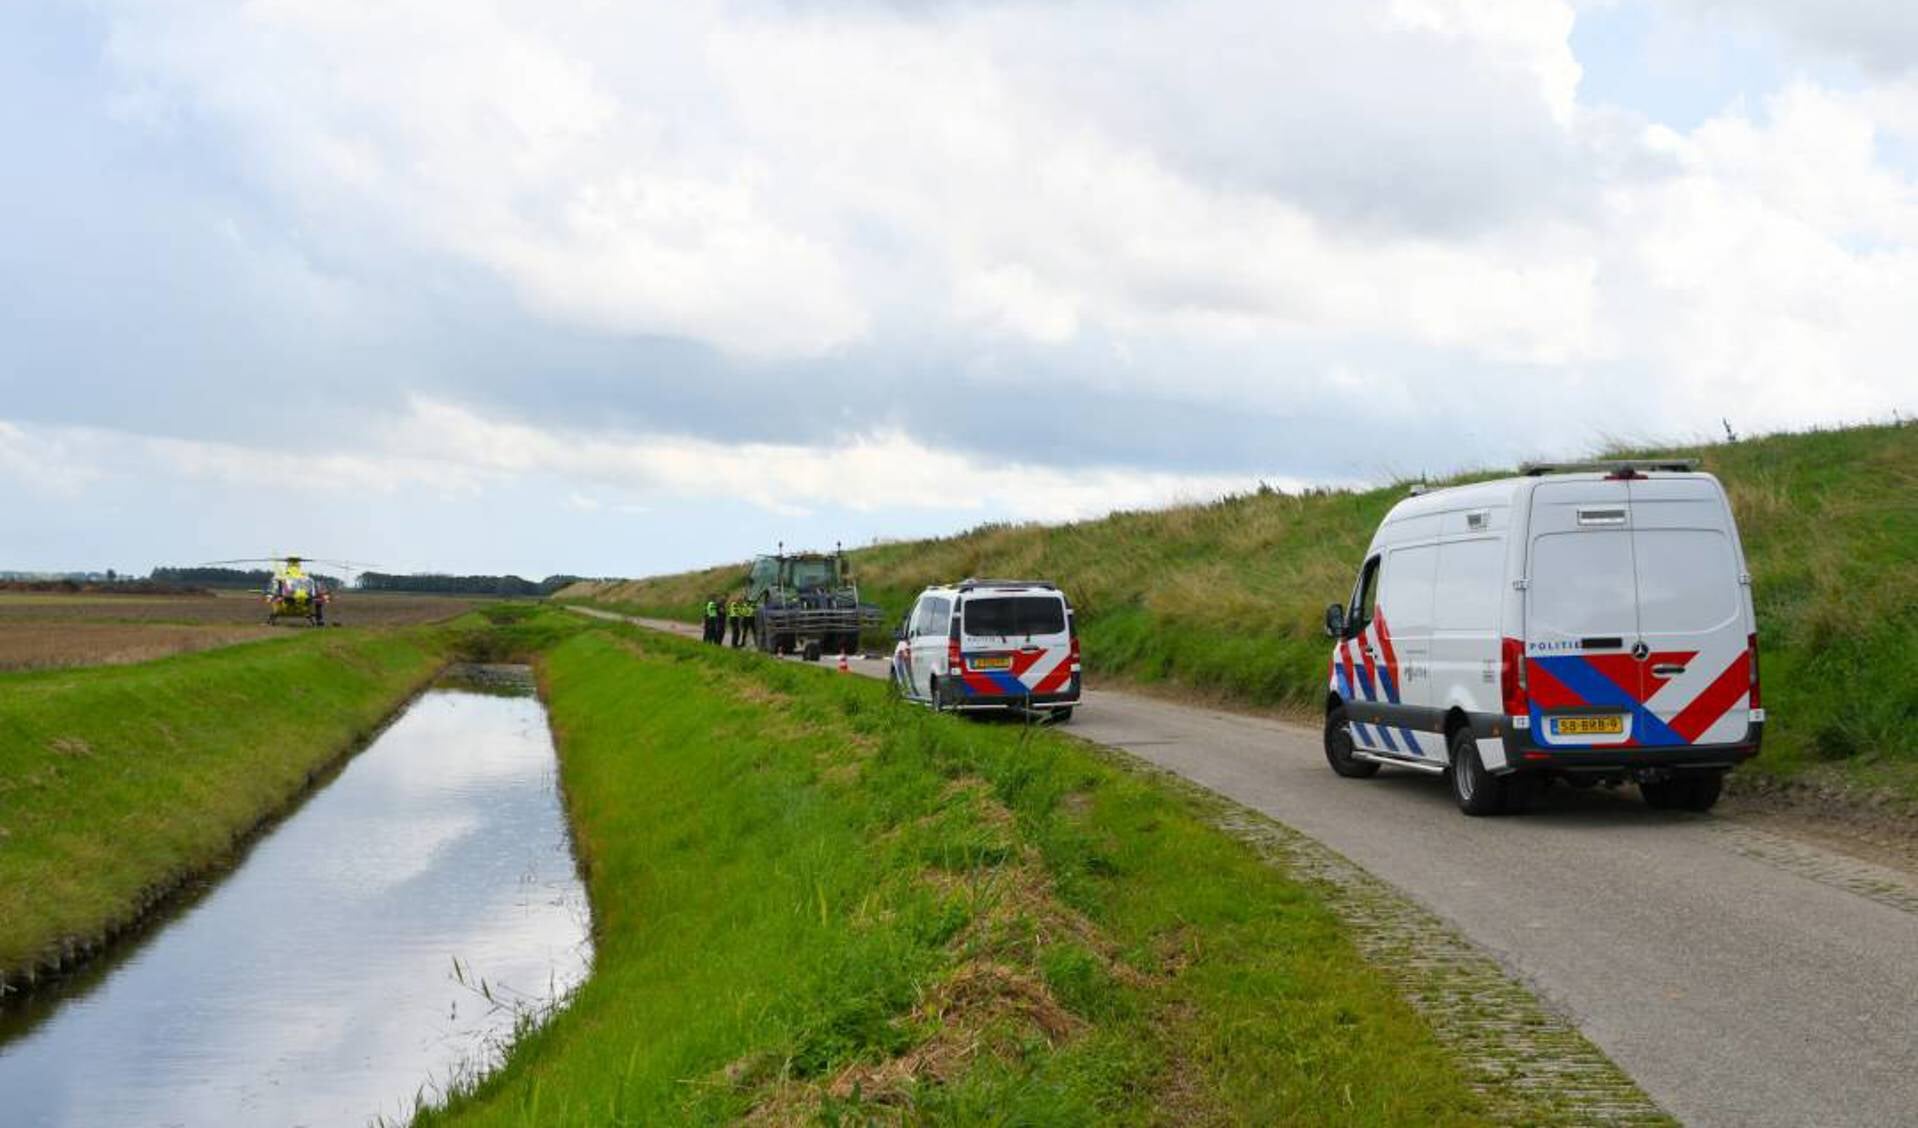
[957,578,1059,592]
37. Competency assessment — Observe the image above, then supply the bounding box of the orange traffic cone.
[837,652,850,674]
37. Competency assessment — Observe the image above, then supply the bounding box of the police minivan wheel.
[1449,728,1507,816]
[1050,707,1074,724]
[1324,704,1380,779]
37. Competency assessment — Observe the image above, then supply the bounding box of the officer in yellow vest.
[728,595,748,647]
[703,596,721,643]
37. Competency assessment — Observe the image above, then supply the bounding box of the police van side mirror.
[1324,603,1346,638]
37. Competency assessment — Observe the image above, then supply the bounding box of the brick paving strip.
[1709,822,1918,917]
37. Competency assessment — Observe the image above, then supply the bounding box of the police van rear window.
[963,596,1066,637]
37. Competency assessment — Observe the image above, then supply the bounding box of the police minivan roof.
[955,578,1059,592]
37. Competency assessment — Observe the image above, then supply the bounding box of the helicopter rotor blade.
[191,556,381,571]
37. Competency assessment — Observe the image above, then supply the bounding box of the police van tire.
[1324,705,1380,779]
[1641,771,1723,813]
[1449,728,1506,816]
[1502,771,1542,814]
[1050,707,1074,724]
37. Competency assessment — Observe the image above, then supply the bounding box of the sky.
[2,0,1913,579]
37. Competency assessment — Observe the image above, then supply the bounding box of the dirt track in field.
[0,623,281,671]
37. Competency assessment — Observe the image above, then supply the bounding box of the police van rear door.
[959,593,1075,698]
[1524,478,1646,747]
[1624,477,1754,746]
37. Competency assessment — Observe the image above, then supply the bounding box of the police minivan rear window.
[963,596,1066,637]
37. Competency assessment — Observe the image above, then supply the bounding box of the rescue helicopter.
[199,556,373,626]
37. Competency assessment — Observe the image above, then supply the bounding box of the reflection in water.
[0,685,592,1127]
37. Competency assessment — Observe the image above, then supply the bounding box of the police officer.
[728,595,746,648]
[703,595,721,643]
[741,595,757,648]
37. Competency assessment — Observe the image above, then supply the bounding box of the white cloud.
[21,0,1918,523]
[0,405,1291,525]
[389,399,1282,520]
[0,421,105,495]
[97,0,868,357]
[1670,0,1918,77]
[88,0,1609,369]
[1596,82,1918,426]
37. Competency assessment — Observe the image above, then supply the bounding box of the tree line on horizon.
[149,566,581,596]
[355,572,583,596]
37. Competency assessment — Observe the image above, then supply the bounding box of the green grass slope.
[0,627,452,984]
[561,422,1916,791]
[423,617,1613,1125]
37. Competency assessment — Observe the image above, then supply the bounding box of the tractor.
[746,543,881,661]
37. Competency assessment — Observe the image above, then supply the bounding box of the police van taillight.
[1500,637,1529,717]
[1748,631,1762,712]
[1068,611,1081,673]
[948,615,963,676]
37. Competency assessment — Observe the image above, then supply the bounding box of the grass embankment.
[0,626,456,985]
[424,617,1582,1126]
[561,422,1917,795]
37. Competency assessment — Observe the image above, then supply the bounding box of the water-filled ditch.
[0,664,591,1126]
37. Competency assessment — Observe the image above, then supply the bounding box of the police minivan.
[892,579,1081,720]
[1322,460,1762,816]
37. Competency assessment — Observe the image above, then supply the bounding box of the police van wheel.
[1050,707,1074,724]
[1324,705,1379,779]
[1641,771,1723,813]
[1449,728,1507,816]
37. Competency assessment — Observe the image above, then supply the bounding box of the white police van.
[1322,460,1763,816]
[892,579,1081,720]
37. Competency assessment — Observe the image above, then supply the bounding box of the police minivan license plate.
[971,655,1012,671]
[1553,716,1624,737]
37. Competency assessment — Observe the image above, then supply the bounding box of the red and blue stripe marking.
[1334,615,1423,756]
[957,648,1075,697]
[1528,650,1750,746]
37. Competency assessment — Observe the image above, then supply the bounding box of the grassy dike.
[0,624,455,986]
[422,615,1603,1126]
[561,421,1917,796]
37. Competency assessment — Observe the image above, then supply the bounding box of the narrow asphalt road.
[581,609,1918,1127]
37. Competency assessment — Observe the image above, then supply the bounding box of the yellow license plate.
[971,655,1012,671]
[1554,716,1624,736]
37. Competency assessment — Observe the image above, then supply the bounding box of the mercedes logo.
[1631,641,1650,661]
